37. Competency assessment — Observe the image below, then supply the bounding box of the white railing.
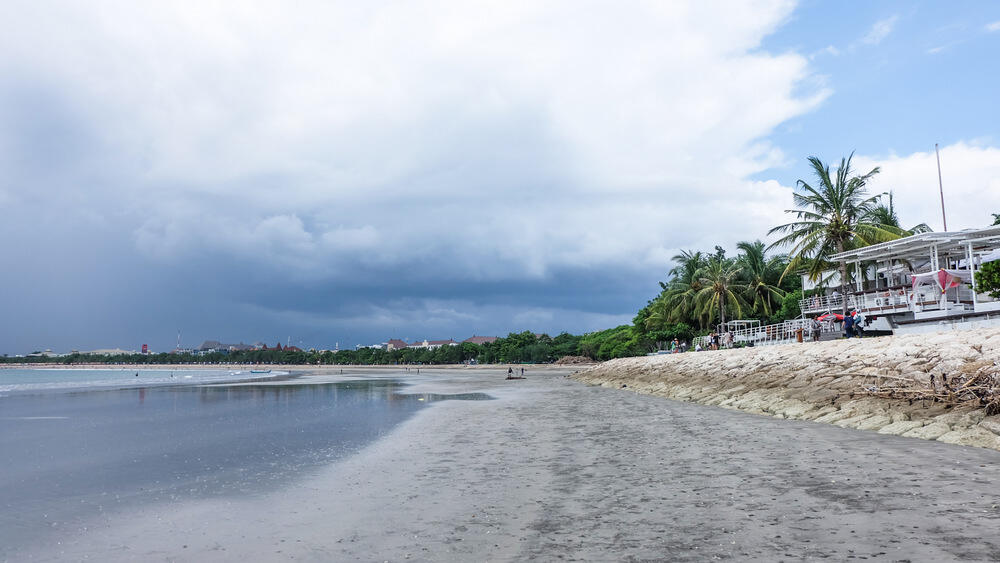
[695,318,829,350]
[800,286,980,317]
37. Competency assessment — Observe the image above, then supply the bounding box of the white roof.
[829,225,1000,263]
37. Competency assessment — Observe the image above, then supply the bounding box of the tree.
[975,261,1000,299]
[694,256,746,328]
[768,153,902,315]
[735,240,786,317]
[863,191,931,235]
[649,250,708,329]
[992,213,1000,226]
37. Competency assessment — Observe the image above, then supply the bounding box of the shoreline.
[573,327,1000,451]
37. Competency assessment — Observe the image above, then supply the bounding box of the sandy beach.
[13,365,1000,562]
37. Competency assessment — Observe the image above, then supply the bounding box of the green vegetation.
[0,331,624,365]
[638,242,798,343]
[975,261,1000,299]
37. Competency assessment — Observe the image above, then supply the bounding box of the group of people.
[810,309,868,341]
[843,310,868,338]
[706,330,734,350]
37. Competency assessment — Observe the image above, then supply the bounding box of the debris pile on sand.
[572,328,1000,450]
[554,355,595,365]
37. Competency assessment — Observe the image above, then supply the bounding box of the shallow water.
[0,367,285,394]
[0,377,489,556]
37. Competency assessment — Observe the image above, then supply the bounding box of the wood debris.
[858,362,1000,416]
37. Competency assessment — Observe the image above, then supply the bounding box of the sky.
[2,0,999,354]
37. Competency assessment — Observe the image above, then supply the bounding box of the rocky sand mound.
[573,328,1000,450]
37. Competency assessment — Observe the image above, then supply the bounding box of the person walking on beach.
[843,312,855,338]
[725,331,734,349]
[507,367,513,379]
[811,318,822,342]
[710,332,720,351]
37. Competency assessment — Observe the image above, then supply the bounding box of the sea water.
[0,367,283,394]
[0,371,489,558]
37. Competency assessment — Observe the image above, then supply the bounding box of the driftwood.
[855,363,1000,416]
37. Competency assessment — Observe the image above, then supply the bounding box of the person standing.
[811,318,822,342]
[843,312,855,338]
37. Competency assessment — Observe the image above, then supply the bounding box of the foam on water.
[0,368,285,394]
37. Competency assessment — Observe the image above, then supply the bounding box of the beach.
[11,365,1000,562]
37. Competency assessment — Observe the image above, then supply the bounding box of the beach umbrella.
[816,313,844,321]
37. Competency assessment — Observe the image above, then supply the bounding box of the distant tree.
[992,213,1000,226]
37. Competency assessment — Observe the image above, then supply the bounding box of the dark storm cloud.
[0,1,827,353]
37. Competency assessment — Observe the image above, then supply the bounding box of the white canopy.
[911,269,973,292]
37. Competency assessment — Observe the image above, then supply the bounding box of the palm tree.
[768,153,903,315]
[694,256,746,328]
[647,250,708,330]
[736,240,786,317]
[864,191,931,235]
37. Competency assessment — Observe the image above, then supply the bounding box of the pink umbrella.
[816,313,844,321]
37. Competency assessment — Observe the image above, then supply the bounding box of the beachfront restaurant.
[799,225,1000,333]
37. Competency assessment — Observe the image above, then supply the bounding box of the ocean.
[0,368,489,558]
[0,367,284,395]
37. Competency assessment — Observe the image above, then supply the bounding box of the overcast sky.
[2,1,999,353]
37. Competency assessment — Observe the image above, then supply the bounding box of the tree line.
[2,331,609,365]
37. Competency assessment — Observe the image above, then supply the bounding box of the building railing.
[695,318,828,350]
[800,286,983,317]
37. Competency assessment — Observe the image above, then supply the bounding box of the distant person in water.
[508,367,513,378]
[520,367,525,376]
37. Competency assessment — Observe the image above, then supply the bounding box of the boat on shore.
[250,369,271,374]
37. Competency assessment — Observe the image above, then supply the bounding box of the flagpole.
[935,143,948,232]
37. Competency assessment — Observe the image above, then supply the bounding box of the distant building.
[84,348,132,356]
[463,335,498,345]
[409,339,459,350]
[197,340,224,352]
[386,339,408,351]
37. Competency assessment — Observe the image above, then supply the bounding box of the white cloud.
[0,0,819,289]
[986,21,1000,32]
[853,142,1000,232]
[861,15,899,46]
[810,45,840,59]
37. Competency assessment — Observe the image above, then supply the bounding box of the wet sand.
[25,367,1000,561]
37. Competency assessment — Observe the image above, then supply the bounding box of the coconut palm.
[768,153,904,314]
[735,240,786,317]
[694,256,746,328]
[646,250,708,330]
[864,191,931,235]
